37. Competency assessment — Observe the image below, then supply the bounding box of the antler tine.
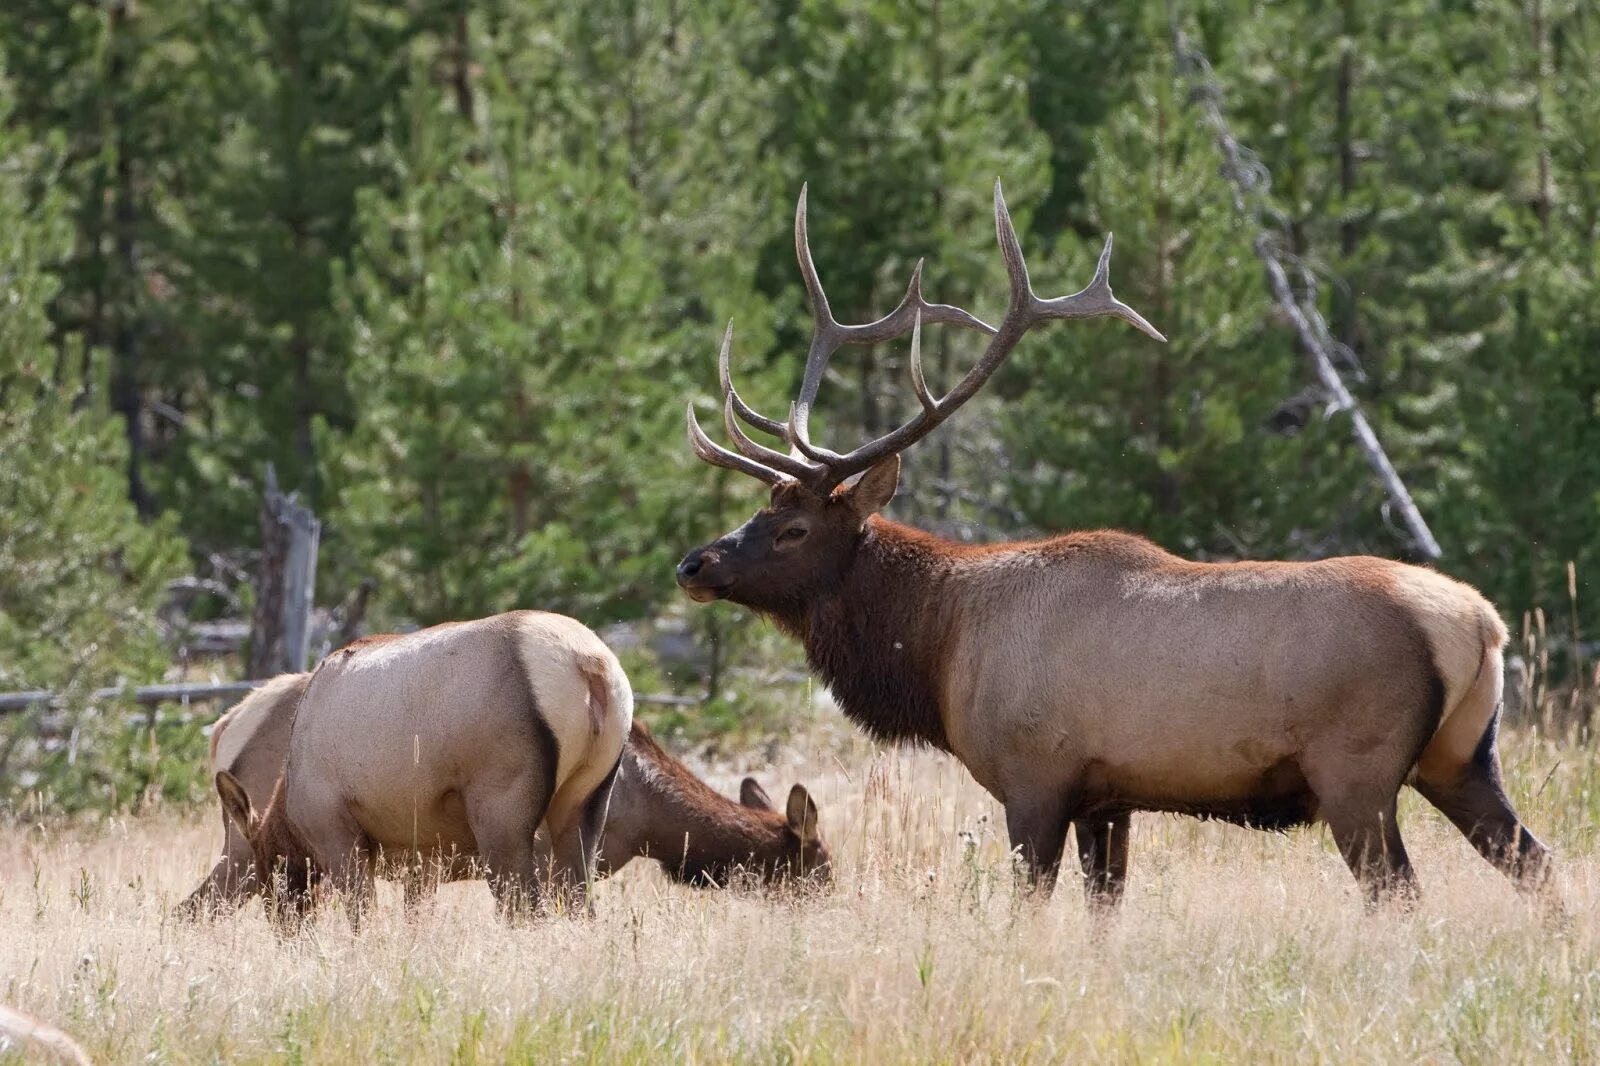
[717,321,788,439]
[907,309,937,413]
[794,184,835,329]
[800,180,1164,492]
[723,393,818,481]
[994,178,1033,311]
[686,402,787,486]
[788,185,843,459]
[850,258,998,343]
[1032,234,1168,342]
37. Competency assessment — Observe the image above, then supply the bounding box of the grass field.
[3,719,1598,1064]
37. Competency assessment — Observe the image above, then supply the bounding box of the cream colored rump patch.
[506,612,632,787]
[1385,565,1505,723]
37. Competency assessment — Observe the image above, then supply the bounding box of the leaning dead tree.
[248,464,321,678]
[1173,29,1442,561]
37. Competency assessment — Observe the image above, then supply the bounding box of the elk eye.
[777,525,808,545]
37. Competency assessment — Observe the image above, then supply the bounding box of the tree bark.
[249,466,322,678]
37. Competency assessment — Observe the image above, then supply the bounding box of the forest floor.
[2,723,1598,1064]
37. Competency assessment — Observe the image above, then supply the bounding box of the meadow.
[3,703,1597,1065]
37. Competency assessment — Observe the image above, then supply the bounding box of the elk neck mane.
[772,517,966,750]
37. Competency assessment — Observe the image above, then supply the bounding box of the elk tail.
[575,651,625,739]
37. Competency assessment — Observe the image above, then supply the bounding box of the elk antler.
[686,180,1166,494]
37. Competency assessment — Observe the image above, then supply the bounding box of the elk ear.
[740,777,775,811]
[215,770,257,841]
[843,455,900,519]
[785,784,821,845]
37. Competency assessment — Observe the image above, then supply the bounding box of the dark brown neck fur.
[774,518,957,750]
[254,773,318,897]
[620,724,792,885]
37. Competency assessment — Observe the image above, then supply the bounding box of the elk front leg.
[1004,790,1074,899]
[1074,814,1131,908]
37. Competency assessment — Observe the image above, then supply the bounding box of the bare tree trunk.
[249,466,321,678]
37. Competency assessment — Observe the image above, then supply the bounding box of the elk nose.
[676,550,706,583]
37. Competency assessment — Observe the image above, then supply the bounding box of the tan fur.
[937,532,1494,803]
[1387,566,1509,783]
[0,1005,90,1065]
[185,681,820,903]
[223,612,632,921]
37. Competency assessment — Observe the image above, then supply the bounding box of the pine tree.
[0,80,187,800]
[0,0,208,517]
[157,0,416,549]
[328,2,777,627]
[997,40,1357,556]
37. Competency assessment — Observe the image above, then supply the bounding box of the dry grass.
[3,724,1598,1064]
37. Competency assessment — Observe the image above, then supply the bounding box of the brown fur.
[676,465,1552,904]
[601,720,830,885]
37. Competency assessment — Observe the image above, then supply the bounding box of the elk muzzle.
[676,545,735,602]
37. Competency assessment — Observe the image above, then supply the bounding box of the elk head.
[739,777,833,883]
[214,770,314,924]
[676,181,1164,610]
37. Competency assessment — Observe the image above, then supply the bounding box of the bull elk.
[211,611,632,924]
[181,676,827,917]
[675,181,1552,905]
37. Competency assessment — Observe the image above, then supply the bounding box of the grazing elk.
[178,672,304,917]
[675,181,1552,905]
[212,611,632,924]
[181,680,827,915]
[601,718,830,886]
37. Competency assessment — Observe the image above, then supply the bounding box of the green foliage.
[1000,48,1332,556]
[328,2,778,626]
[0,80,190,811]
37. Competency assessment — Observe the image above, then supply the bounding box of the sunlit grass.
[2,722,1597,1064]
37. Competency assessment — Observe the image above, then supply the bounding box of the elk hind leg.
[1320,791,1417,906]
[1414,728,1552,893]
[545,753,623,916]
[465,774,551,921]
[1074,814,1131,908]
